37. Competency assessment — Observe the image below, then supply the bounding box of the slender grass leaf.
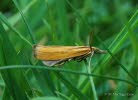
[76,9,138,92]
[12,0,57,96]
[0,13,32,46]
[2,88,12,100]
[32,69,56,96]
[0,21,30,100]
[84,59,98,100]
[56,0,70,45]
[12,0,35,44]
[113,50,135,100]
[0,65,137,87]
[8,0,37,27]
[55,91,71,100]
[97,10,138,70]
[32,97,63,100]
[55,72,88,100]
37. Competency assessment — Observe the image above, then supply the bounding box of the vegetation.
[0,0,138,100]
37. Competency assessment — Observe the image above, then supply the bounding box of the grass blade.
[32,97,63,100]
[84,59,98,100]
[0,65,137,87]
[0,21,30,100]
[12,0,35,44]
[55,72,88,100]
[2,88,12,100]
[0,13,32,46]
[114,50,135,100]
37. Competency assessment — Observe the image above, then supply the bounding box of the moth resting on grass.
[34,32,106,66]
[34,45,106,66]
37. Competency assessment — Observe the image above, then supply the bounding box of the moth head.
[92,47,106,54]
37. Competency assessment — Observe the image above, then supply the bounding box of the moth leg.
[74,52,92,62]
[76,55,88,62]
[55,58,72,66]
[74,56,86,62]
[81,51,94,61]
[55,61,66,66]
[76,56,86,62]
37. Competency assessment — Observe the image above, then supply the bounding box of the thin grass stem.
[0,65,138,87]
[84,56,98,100]
[12,0,36,44]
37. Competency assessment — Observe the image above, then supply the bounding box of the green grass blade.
[56,0,70,45]
[8,0,37,27]
[0,13,32,46]
[0,35,4,66]
[93,10,138,81]
[55,72,88,100]
[96,10,138,69]
[12,0,36,44]
[32,97,63,100]
[2,88,12,100]
[0,21,29,100]
[32,69,57,96]
[55,91,72,100]
[114,50,135,100]
[0,65,137,87]
[84,59,98,100]
[11,0,57,96]
[94,35,136,82]
[18,50,57,96]
[75,9,138,91]
[65,1,138,82]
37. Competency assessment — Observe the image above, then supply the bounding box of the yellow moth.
[34,32,106,66]
[34,45,106,66]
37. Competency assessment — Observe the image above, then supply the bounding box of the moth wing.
[34,45,90,60]
[42,60,62,67]
[42,58,69,67]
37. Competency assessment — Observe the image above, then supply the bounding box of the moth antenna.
[89,32,93,52]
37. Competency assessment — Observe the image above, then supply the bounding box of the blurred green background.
[0,0,138,100]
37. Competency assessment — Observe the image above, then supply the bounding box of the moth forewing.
[42,53,92,66]
[34,45,91,60]
[34,45,106,67]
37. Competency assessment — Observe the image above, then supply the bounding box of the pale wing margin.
[42,59,68,67]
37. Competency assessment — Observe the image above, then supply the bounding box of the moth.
[34,33,106,66]
[34,45,106,67]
